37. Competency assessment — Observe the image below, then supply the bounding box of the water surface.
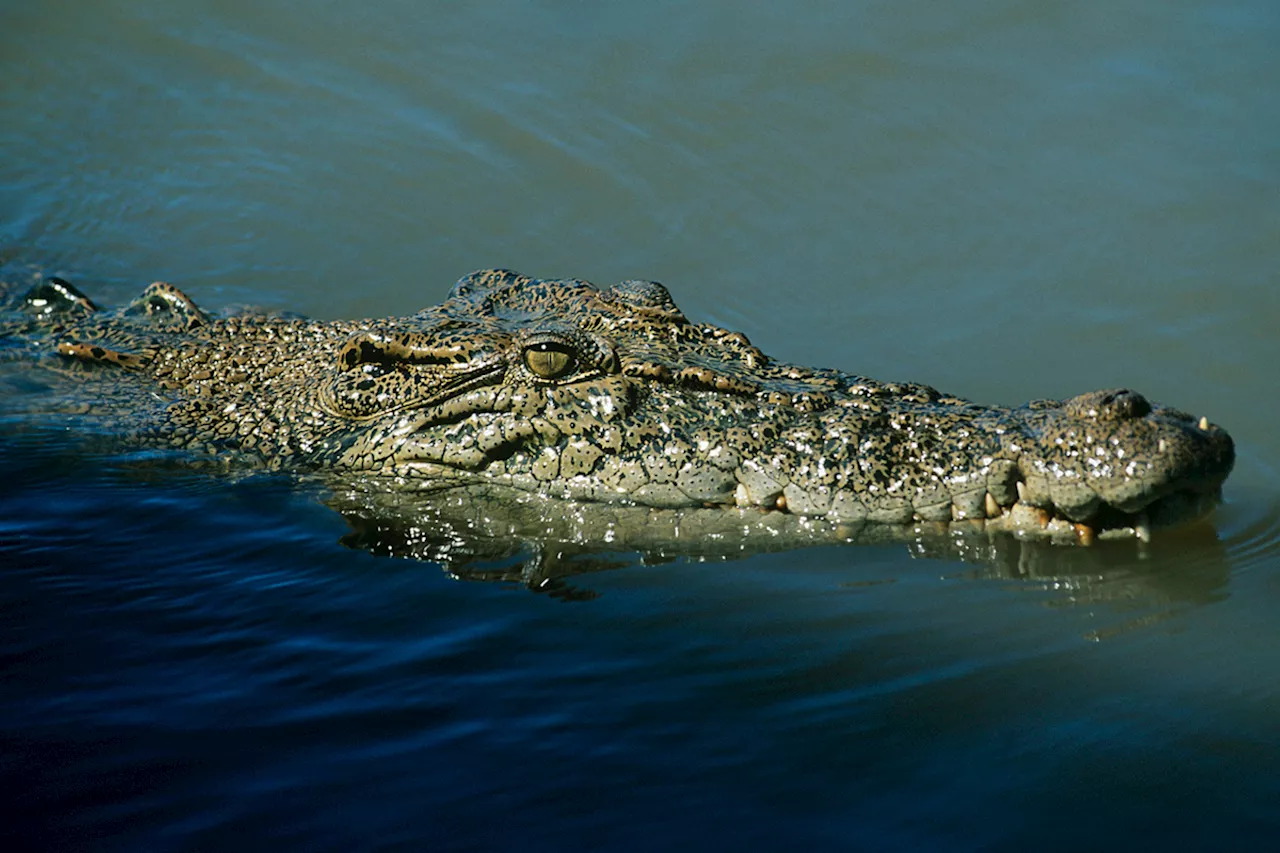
[2,1,1279,849]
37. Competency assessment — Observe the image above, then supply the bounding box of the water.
[3,1,1279,849]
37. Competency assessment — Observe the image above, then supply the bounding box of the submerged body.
[1,269,1234,545]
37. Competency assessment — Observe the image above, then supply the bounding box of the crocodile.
[0,268,1234,550]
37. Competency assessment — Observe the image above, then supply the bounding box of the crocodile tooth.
[1134,513,1152,543]
[1158,439,1167,453]
[1015,481,1028,503]
[1198,416,1210,431]
[985,492,1001,518]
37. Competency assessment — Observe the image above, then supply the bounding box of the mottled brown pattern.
[2,269,1235,542]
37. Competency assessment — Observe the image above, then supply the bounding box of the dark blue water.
[3,1,1280,850]
[3,423,1279,850]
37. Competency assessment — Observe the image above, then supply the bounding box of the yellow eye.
[523,341,577,379]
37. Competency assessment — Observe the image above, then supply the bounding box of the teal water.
[2,1,1279,849]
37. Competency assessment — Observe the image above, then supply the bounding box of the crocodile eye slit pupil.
[523,342,575,379]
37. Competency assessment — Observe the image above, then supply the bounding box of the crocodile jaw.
[376,406,1232,546]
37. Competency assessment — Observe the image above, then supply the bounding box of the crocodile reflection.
[328,481,1231,619]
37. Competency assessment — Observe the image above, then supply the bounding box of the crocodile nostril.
[1063,388,1154,421]
[1106,390,1151,419]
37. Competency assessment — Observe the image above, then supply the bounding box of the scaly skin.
[1,269,1234,544]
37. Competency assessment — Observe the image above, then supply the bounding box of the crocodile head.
[313,269,1234,543]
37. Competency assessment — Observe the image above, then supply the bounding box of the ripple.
[1214,445,1280,576]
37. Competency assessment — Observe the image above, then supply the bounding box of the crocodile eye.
[523,341,577,379]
